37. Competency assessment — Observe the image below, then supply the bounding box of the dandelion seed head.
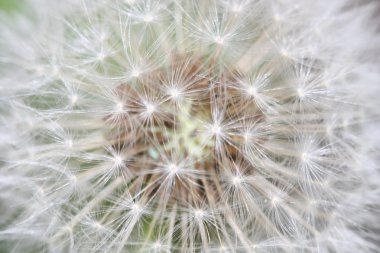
[1,0,379,252]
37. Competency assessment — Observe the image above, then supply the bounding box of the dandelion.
[0,0,380,252]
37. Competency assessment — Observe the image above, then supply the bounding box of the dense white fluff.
[1,0,380,252]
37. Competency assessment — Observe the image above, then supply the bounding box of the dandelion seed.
[52,65,60,75]
[131,203,142,214]
[232,4,243,13]
[214,35,225,45]
[70,94,78,105]
[131,69,141,77]
[143,14,154,23]
[94,222,103,230]
[281,48,289,57]
[297,88,305,98]
[246,85,257,97]
[152,241,162,248]
[96,52,106,62]
[301,152,309,163]
[113,155,124,167]
[65,139,73,148]
[167,163,179,175]
[167,87,181,100]
[194,209,205,220]
[232,175,242,186]
[145,102,156,115]
[115,102,124,113]
[211,123,222,136]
